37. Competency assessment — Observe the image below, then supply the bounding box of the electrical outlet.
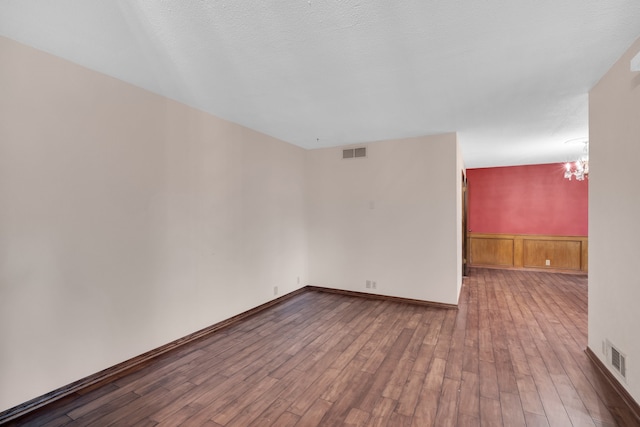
[366,280,371,289]
[297,276,300,284]
[372,281,377,289]
[273,286,278,296]
[545,259,550,266]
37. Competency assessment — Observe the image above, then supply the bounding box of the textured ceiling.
[2,1,640,168]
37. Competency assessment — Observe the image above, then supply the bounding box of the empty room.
[1,1,640,426]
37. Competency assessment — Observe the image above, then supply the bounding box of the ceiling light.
[564,140,589,181]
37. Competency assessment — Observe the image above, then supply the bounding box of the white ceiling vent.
[632,51,640,72]
[343,147,367,159]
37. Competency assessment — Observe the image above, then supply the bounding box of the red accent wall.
[467,163,588,236]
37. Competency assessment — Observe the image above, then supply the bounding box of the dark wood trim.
[469,232,588,273]
[0,288,307,424]
[469,232,589,241]
[585,346,640,424]
[469,264,587,276]
[306,286,458,310]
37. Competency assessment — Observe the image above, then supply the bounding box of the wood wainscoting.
[469,233,588,273]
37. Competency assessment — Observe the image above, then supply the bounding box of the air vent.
[605,340,627,380]
[632,51,640,72]
[342,147,366,159]
[611,346,626,378]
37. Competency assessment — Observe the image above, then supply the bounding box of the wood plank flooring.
[7,268,638,426]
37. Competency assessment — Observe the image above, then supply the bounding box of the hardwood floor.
[7,268,638,426]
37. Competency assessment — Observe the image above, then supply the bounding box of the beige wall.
[0,36,309,411]
[456,140,465,297]
[307,135,463,304]
[589,36,640,402]
[0,35,464,412]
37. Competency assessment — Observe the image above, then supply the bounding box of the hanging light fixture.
[564,139,589,181]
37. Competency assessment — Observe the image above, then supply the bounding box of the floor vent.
[343,147,366,159]
[606,340,627,380]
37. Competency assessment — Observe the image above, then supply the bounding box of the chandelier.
[564,140,589,181]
